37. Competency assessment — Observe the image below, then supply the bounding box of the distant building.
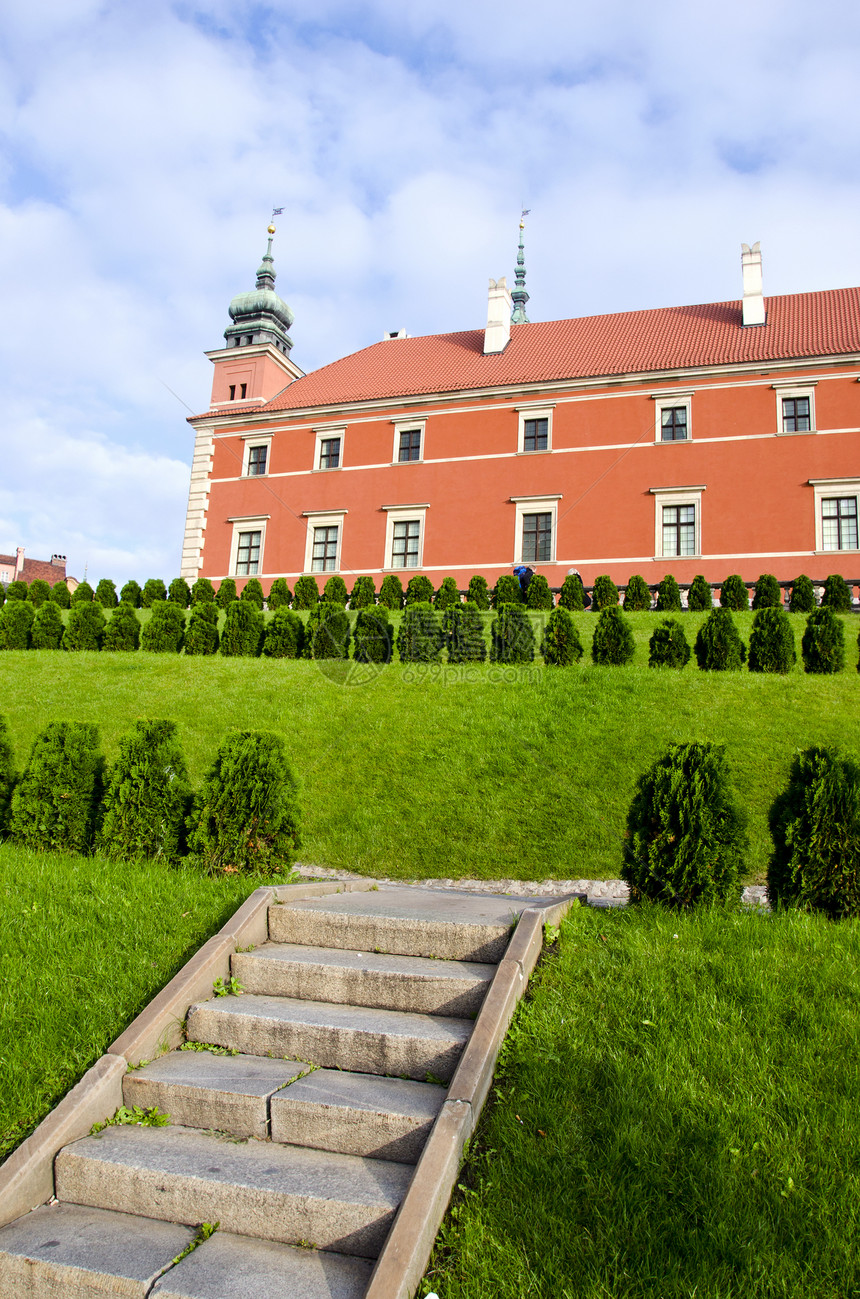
[181,228,859,593]
[0,548,73,589]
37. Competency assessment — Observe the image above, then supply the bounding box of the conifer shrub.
[51,580,71,608]
[378,574,404,610]
[8,722,104,853]
[220,600,264,657]
[592,574,619,610]
[591,606,635,665]
[102,603,141,652]
[28,579,52,607]
[526,574,554,610]
[5,580,27,601]
[240,578,265,609]
[216,578,238,608]
[262,608,303,659]
[266,577,291,609]
[0,600,35,650]
[752,573,782,609]
[70,581,94,605]
[62,602,106,652]
[93,579,118,608]
[748,606,796,674]
[0,715,16,834]
[0,587,5,608]
[434,576,461,610]
[348,576,376,609]
[720,574,749,611]
[305,602,350,660]
[558,573,585,611]
[142,578,167,608]
[353,607,393,663]
[96,720,192,862]
[622,741,747,908]
[444,602,487,663]
[31,601,65,650]
[801,607,845,674]
[694,608,746,671]
[191,576,216,605]
[187,731,301,875]
[119,580,142,607]
[540,606,583,666]
[397,602,444,662]
[768,747,860,918]
[140,601,185,653]
[168,577,191,607]
[648,618,691,668]
[655,574,682,612]
[622,574,651,611]
[490,604,535,664]
[467,575,490,609]
[405,575,434,605]
[789,574,816,613]
[821,573,852,613]
[322,575,348,605]
[687,574,713,612]
[292,575,319,610]
[184,603,219,656]
[491,575,523,607]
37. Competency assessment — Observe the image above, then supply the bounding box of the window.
[312,526,339,572]
[319,437,341,469]
[246,444,268,476]
[303,510,346,573]
[240,383,247,399]
[775,384,816,434]
[511,495,561,564]
[662,504,697,556]
[383,504,429,569]
[391,420,425,464]
[235,530,261,575]
[229,384,235,400]
[517,405,554,454]
[314,425,346,471]
[650,486,704,557]
[652,393,692,443]
[810,480,860,552]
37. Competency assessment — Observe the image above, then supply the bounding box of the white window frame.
[382,504,429,570]
[313,425,346,472]
[775,383,817,435]
[810,478,860,552]
[391,419,425,465]
[650,486,705,559]
[227,514,270,576]
[303,510,347,574]
[516,404,554,454]
[241,435,272,477]
[652,392,693,444]
[510,494,562,565]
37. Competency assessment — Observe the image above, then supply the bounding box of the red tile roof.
[254,288,860,413]
[0,555,66,583]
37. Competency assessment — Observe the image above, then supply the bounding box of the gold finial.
[268,223,276,234]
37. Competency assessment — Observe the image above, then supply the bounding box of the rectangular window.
[522,512,552,563]
[319,438,341,469]
[822,497,859,551]
[398,429,422,462]
[312,526,339,572]
[235,530,261,575]
[660,407,688,441]
[782,396,811,432]
[246,444,268,476]
[391,519,421,568]
[662,504,697,556]
[523,417,549,452]
[229,384,236,401]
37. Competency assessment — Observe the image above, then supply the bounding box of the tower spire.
[224,217,295,356]
[510,209,531,324]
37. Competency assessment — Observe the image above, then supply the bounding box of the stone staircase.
[0,886,546,1298]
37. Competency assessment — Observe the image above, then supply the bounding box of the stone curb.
[364,896,580,1299]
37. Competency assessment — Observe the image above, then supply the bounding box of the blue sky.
[2,0,859,582]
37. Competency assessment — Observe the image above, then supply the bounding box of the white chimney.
[484,277,512,354]
[741,242,765,326]
[15,547,24,578]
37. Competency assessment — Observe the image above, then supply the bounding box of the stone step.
[187,993,472,1082]
[233,942,494,1016]
[268,886,527,961]
[151,1229,373,1299]
[0,1202,195,1298]
[270,1068,447,1163]
[55,1124,412,1258]
[123,1049,309,1140]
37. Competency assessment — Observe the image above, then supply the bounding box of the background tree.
[434,576,461,609]
[62,602,106,651]
[467,575,490,609]
[801,607,845,674]
[191,576,216,605]
[266,577,292,609]
[70,580,94,605]
[526,574,554,610]
[648,618,691,668]
[119,579,142,607]
[0,601,35,650]
[558,573,585,611]
[405,575,434,605]
[748,606,796,673]
[31,601,64,650]
[720,574,749,611]
[821,574,851,613]
[141,578,167,607]
[240,577,265,608]
[445,603,487,663]
[378,574,404,610]
[184,603,219,656]
[51,581,72,608]
[655,575,682,612]
[687,575,713,612]
[216,577,238,608]
[140,601,185,653]
[592,575,619,611]
[694,608,746,670]
[348,575,376,608]
[262,608,303,658]
[540,606,583,666]
[789,574,816,613]
[292,575,319,609]
[490,605,535,664]
[622,574,651,611]
[752,573,782,609]
[94,579,118,608]
[353,607,393,663]
[102,603,141,652]
[27,579,52,607]
[397,602,444,662]
[220,600,264,656]
[591,607,635,665]
[305,602,350,660]
[167,577,191,607]
[5,580,28,601]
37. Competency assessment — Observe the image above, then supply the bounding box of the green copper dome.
[228,287,294,331]
[224,233,295,355]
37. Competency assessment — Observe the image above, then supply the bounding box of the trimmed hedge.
[648,618,691,669]
[191,577,217,605]
[292,575,319,609]
[752,573,782,609]
[220,600,263,657]
[102,603,142,652]
[0,714,15,835]
[70,581,94,605]
[378,574,405,610]
[434,576,461,610]
[622,574,651,612]
[63,602,106,652]
[540,606,583,666]
[655,574,682,612]
[490,604,535,664]
[622,741,747,908]
[5,580,27,601]
[558,573,585,611]
[266,578,292,609]
[467,575,491,610]
[748,606,796,674]
[801,607,845,674]
[444,603,487,663]
[821,574,851,613]
[397,602,444,662]
[216,578,238,608]
[492,575,523,608]
[119,580,141,607]
[687,574,713,612]
[591,607,635,666]
[305,602,350,660]
[768,746,860,918]
[592,574,619,611]
[187,730,301,875]
[140,601,185,654]
[694,608,746,671]
[96,720,191,863]
[8,721,104,853]
[28,579,52,607]
[789,574,816,613]
[141,579,167,608]
[0,600,34,650]
[405,575,435,606]
[94,579,118,608]
[720,574,749,611]
[262,608,303,659]
[168,577,191,607]
[353,607,393,663]
[240,578,265,609]
[323,575,349,605]
[348,576,376,609]
[51,581,71,608]
[31,601,65,650]
[526,574,554,610]
[184,603,219,656]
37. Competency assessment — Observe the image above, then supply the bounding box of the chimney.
[15,547,24,579]
[741,242,766,327]
[484,277,512,355]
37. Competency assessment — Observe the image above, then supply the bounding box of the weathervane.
[268,206,284,234]
[511,208,531,324]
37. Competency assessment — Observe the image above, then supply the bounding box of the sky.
[2,0,860,584]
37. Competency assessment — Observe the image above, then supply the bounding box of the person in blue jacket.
[513,565,534,598]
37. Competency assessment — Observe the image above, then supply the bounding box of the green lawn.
[423,903,860,1299]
